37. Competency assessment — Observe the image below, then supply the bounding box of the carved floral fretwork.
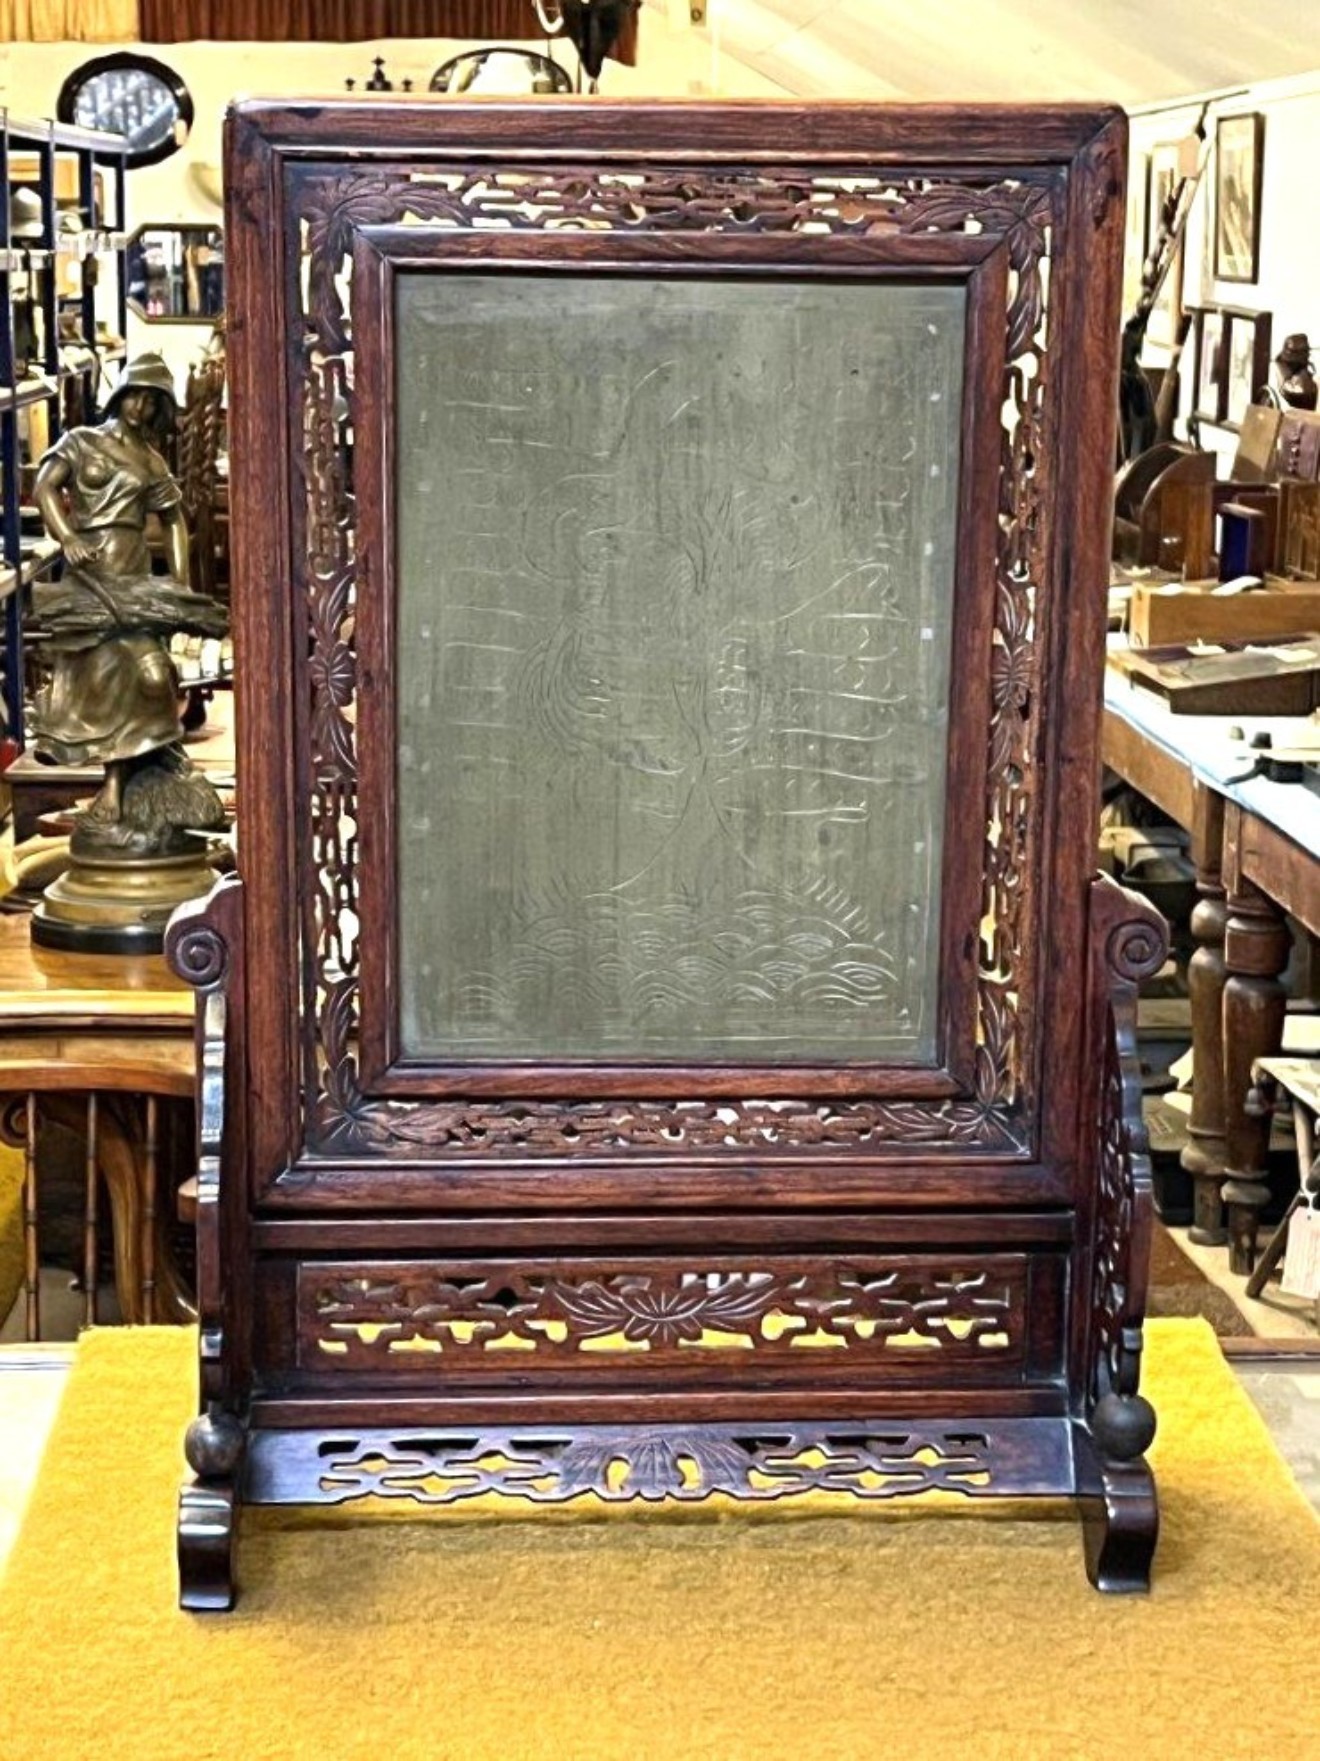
[291,159,1057,1159]
[306,1422,1000,1505]
[300,1259,1023,1367]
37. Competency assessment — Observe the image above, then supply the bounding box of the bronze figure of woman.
[32,352,227,852]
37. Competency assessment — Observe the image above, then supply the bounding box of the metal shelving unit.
[0,110,127,750]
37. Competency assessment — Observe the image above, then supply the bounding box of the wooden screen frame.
[217,100,1128,1215]
[169,100,1184,1612]
[352,230,1005,1103]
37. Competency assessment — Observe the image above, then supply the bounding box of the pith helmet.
[104,352,178,417]
[9,186,43,239]
[1276,333,1312,366]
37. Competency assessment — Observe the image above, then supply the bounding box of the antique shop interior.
[0,2,1318,1748]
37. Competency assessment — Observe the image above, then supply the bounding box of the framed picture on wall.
[1193,308,1226,424]
[1121,153,1149,318]
[1223,307,1273,428]
[1214,113,1265,283]
[1146,140,1183,346]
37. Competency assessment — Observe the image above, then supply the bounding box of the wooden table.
[0,916,196,1336]
[1103,668,1320,1275]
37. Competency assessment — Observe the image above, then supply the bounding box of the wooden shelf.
[19,541,60,586]
[0,375,57,413]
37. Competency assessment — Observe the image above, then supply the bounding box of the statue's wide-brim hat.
[105,352,178,410]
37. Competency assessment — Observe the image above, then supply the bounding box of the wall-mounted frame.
[126,225,224,323]
[1192,307,1226,424]
[1121,152,1149,318]
[1223,306,1273,429]
[1190,304,1272,432]
[57,52,193,170]
[1145,140,1183,348]
[1214,112,1265,284]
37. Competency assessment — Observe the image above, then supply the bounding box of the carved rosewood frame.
[167,101,1174,1611]
[228,106,1108,1207]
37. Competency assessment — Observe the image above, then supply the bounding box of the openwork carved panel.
[296,1423,1006,1505]
[298,1256,1026,1370]
[291,157,1057,1158]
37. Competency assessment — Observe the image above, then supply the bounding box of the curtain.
[0,0,137,37]
[138,2,638,64]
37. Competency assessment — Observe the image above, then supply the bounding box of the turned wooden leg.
[1221,876,1290,1276]
[95,1099,194,1323]
[1182,788,1228,1245]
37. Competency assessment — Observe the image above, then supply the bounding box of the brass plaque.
[395,272,965,1062]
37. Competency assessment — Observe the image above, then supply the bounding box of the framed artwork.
[1121,153,1149,318]
[1214,113,1265,283]
[1146,141,1183,347]
[1223,307,1273,429]
[1193,308,1226,424]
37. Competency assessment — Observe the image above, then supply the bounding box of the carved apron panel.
[298,1255,1029,1372]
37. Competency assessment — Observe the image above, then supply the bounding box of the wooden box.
[1129,580,1320,647]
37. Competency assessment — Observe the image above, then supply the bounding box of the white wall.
[1127,69,1320,467]
[0,24,785,382]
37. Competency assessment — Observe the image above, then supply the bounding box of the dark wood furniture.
[1102,685,1320,1271]
[0,915,195,1333]
[177,325,228,601]
[1113,443,1215,572]
[168,98,1167,1611]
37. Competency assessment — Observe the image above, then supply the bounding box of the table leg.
[1221,877,1290,1275]
[1182,787,1228,1245]
[83,1093,98,1328]
[22,1094,38,1341]
[9,1091,193,1324]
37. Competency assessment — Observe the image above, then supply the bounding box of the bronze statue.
[29,353,229,949]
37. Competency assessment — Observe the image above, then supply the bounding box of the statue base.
[32,848,220,955]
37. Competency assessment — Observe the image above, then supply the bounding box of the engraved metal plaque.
[395,272,964,1062]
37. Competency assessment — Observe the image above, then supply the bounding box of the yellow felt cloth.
[0,1318,1316,1760]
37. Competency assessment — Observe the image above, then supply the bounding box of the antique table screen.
[168,101,1172,1611]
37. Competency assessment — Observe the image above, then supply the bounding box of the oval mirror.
[57,53,194,169]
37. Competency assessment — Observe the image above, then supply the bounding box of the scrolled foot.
[178,1479,238,1612]
[1074,1423,1158,1594]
